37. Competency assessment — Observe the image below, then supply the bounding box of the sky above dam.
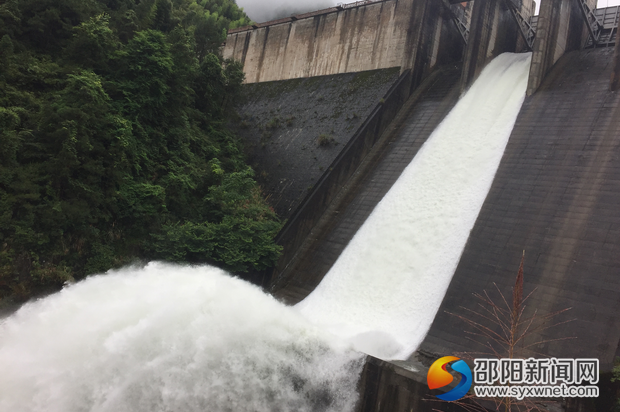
[236,0,332,23]
[535,0,620,13]
[599,0,620,7]
[236,0,620,23]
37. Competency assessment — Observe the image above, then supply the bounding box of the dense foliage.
[0,0,281,300]
[613,358,620,412]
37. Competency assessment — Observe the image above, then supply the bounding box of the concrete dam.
[226,0,620,410]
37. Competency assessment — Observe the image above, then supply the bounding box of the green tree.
[0,0,279,302]
[65,14,119,70]
[612,358,620,412]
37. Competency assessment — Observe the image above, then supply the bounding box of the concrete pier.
[527,0,596,95]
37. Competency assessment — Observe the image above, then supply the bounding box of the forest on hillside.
[0,0,283,302]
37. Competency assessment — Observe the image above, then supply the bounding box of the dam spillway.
[262,47,620,412]
[295,52,533,360]
[254,0,620,379]
[421,46,620,365]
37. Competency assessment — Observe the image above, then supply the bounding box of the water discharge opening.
[0,52,532,410]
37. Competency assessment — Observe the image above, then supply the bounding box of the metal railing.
[337,0,383,9]
[505,0,536,51]
[585,5,619,47]
[441,0,471,44]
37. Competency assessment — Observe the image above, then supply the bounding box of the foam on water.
[296,52,532,360]
[0,263,364,412]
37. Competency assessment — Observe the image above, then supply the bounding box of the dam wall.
[611,17,620,90]
[269,68,416,293]
[224,2,620,410]
[230,68,401,221]
[355,354,618,412]
[261,45,620,412]
[355,356,468,412]
[222,0,466,85]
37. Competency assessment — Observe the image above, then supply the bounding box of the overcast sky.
[235,0,620,23]
[236,0,333,23]
[535,0,620,13]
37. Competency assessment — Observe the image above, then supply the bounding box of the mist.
[236,0,336,23]
[237,0,620,24]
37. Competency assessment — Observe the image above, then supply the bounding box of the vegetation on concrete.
[265,117,281,130]
[317,134,337,147]
[0,0,281,302]
[613,358,620,412]
[438,253,573,412]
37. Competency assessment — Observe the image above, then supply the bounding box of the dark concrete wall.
[270,65,461,303]
[419,47,620,371]
[356,354,618,412]
[402,0,464,91]
[355,356,469,412]
[527,0,596,95]
[231,68,400,219]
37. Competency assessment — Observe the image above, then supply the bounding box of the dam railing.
[228,0,391,34]
[337,0,382,9]
[586,5,619,47]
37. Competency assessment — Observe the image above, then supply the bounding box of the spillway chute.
[296,52,533,360]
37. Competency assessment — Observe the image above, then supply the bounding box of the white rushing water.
[0,263,364,412]
[296,52,532,360]
[0,52,531,411]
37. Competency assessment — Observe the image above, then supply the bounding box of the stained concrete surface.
[223,1,413,82]
[231,68,400,219]
[223,0,462,84]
